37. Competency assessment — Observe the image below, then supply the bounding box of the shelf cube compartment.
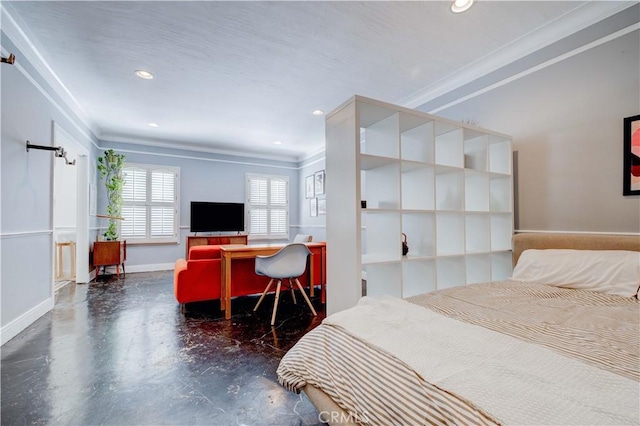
[402,212,436,257]
[401,120,434,163]
[466,253,492,284]
[490,176,512,212]
[465,214,491,253]
[362,262,402,298]
[361,161,400,209]
[361,210,401,263]
[436,256,466,289]
[401,163,435,210]
[491,213,513,251]
[360,111,399,158]
[435,169,464,211]
[489,136,511,174]
[436,212,465,255]
[402,259,436,297]
[464,171,489,211]
[463,131,488,171]
[435,126,464,168]
[492,251,513,280]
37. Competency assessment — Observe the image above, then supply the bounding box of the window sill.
[124,239,179,246]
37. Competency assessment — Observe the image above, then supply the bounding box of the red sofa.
[174,244,325,306]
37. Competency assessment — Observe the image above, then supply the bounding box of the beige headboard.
[512,233,640,267]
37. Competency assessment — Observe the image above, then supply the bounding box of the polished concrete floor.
[1,271,326,425]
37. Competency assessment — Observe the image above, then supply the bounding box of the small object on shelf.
[402,233,409,256]
[361,200,367,209]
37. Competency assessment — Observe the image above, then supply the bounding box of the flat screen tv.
[190,201,244,233]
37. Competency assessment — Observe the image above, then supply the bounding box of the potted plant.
[94,149,127,280]
[97,149,126,240]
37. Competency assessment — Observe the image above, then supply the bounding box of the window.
[121,164,179,244]
[246,174,289,240]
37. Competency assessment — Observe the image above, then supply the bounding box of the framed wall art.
[318,198,326,215]
[314,170,325,195]
[305,175,315,199]
[310,197,318,217]
[623,114,640,196]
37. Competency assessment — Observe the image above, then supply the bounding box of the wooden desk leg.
[220,255,227,312]
[309,255,314,297]
[309,254,315,297]
[321,246,326,304]
[223,254,232,320]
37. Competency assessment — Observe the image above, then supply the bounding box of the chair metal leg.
[289,279,297,304]
[254,279,275,312]
[271,280,282,326]
[294,278,317,316]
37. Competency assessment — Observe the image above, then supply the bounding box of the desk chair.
[293,234,312,242]
[253,243,317,325]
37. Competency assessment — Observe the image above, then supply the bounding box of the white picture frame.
[305,175,315,199]
[318,198,326,215]
[314,170,325,195]
[310,197,318,217]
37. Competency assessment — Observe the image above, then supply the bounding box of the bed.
[277,233,640,425]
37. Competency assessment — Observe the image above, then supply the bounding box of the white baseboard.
[515,229,640,236]
[1,297,54,346]
[122,263,174,273]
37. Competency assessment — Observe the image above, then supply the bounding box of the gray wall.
[423,30,640,233]
[1,34,100,342]
[296,153,327,242]
[99,141,301,267]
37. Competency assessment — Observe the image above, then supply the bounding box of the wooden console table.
[185,235,248,258]
[220,243,326,320]
[93,240,126,280]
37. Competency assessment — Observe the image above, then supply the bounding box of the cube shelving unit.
[325,95,513,315]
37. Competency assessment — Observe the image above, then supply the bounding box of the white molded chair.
[293,234,312,243]
[253,243,317,325]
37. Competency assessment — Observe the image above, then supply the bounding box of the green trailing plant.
[97,149,126,241]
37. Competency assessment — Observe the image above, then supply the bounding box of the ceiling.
[2,1,635,161]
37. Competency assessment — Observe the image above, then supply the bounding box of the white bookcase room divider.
[326,95,513,315]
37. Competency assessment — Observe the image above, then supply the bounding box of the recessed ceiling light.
[450,0,474,13]
[274,141,282,145]
[135,70,154,79]
[148,122,159,128]
[312,110,324,116]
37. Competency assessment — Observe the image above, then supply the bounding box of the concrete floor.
[1,271,326,425]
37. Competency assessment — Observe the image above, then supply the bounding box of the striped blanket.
[277,281,640,425]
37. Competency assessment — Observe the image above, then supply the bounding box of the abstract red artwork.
[623,115,640,195]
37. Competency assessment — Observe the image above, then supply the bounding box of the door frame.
[52,122,90,285]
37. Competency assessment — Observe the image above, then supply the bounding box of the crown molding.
[400,1,637,109]
[99,133,301,164]
[1,4,98,138]
[428,23,640,115]
[2,1,633,163]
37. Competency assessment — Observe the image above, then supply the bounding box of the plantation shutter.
[270,178,288,236]
[150,170,176,237]
[121,168,147,238]
[121,164,179,243]
[246,174,289,239]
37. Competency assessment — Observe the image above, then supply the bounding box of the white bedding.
[325,295,640,426]
[512,249,640,297]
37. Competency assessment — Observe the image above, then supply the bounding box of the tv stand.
[185,235,248,258]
